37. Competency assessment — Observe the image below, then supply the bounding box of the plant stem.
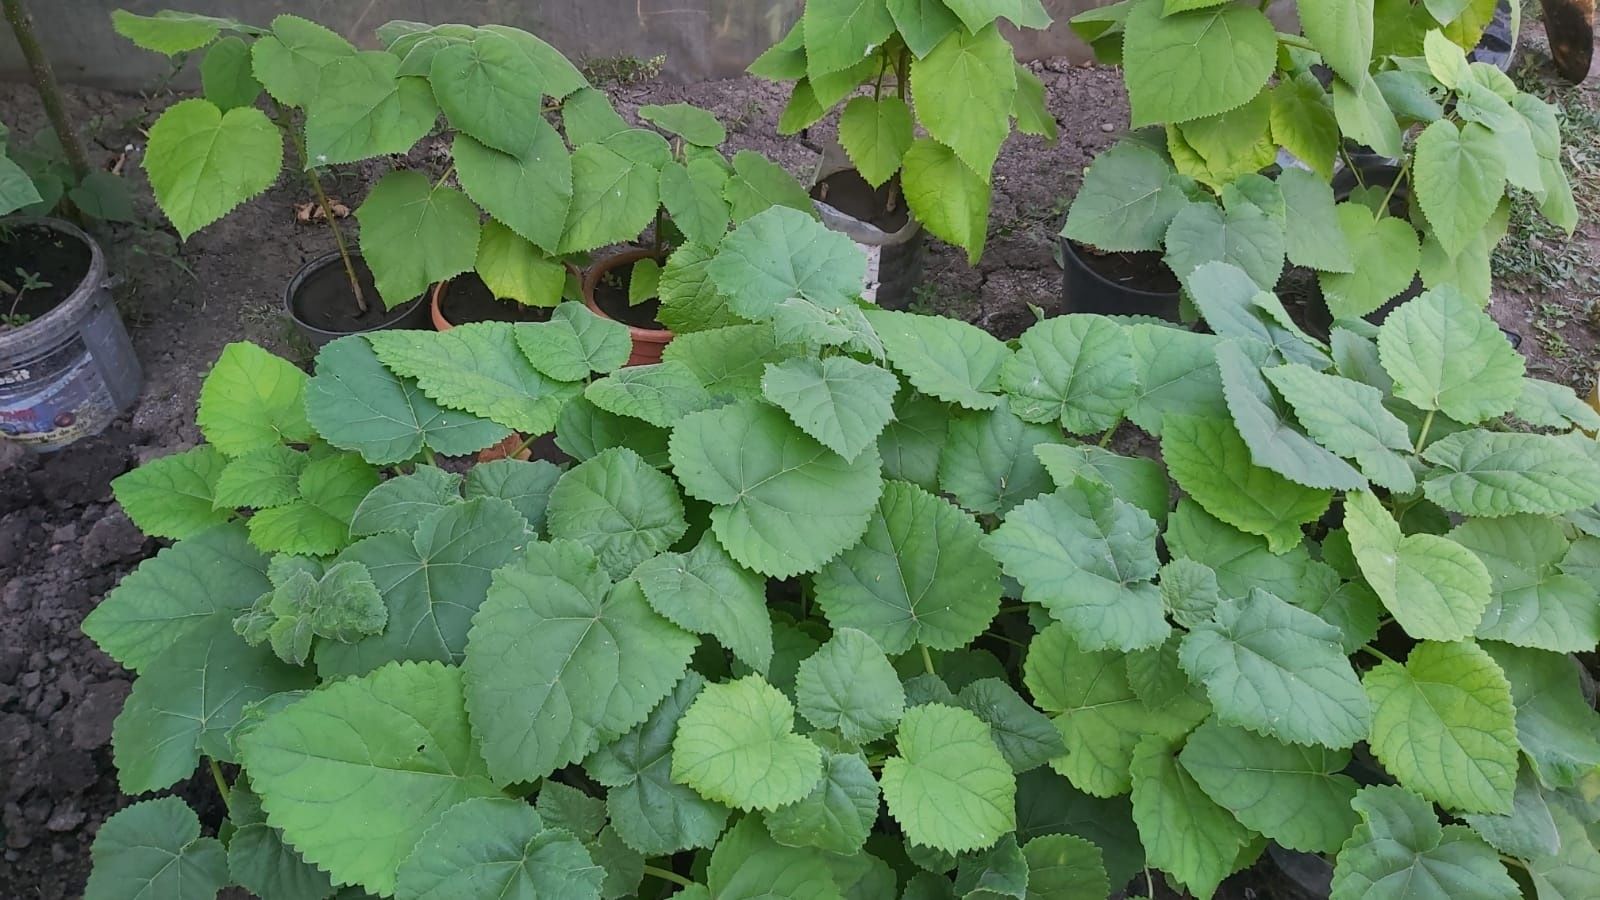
[1276,31,1315,51]
[1377,158,1411,220]
[508,431,541,461]
[643,865,695,888]
[1358,644,1397,665]
[986,630,1027,649]
[3,0,91,183]
[1413,408,1436,454]
[308,166,367,314]
[999,604,1030,615]
[1340,147,1366,190]
[432,165,456,191]
[1099,417,1123,448]
[207,757,232,810]
[422,447,438,466]
[919,645,936,676]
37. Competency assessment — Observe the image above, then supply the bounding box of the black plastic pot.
[1060,238,1182,321]
[284,250,429,349]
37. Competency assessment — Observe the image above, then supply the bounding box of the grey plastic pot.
[284,250,430,349]
[811,142,924,310]
[0,217,141,452]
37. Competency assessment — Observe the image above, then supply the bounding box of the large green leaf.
[1180,588,1371,748]
[111,9,240,55]
[900,138,993,262]
[307,335,509,464]
[244,454,379,557]
[1125,326,1227,436]
[1035,444,1168,526]
[1162,413,1331,553]
[144,99,282,239]
[199,36,262,111]
[356,170,481,308]
[1318,203,1421,320]
[766,748,880,855]
[394,797,604,900]
[814,480,1000,654]
[957,678,1067,774]
[1180,719,1360,853]
[866,309,1008,410]
[639,102,726,146]
[669,401,883,579]
[350,466,462,538]
[1415,120,1507,258]
[83,798,228,900]
[1270,73,1341,181]
[1330,785,1519,900]
[585,672,732,856]
[1279,166,1354,272]
[1528,804,1600,899]
[557,141,661,254]
[762,357,899,462]
[943,0,1051,30]
[1020,834,1109,900]
[707,815,845,900]
[1480,643,1600,789]
[453,123,572,255]
[475,220,566,306]
[723,149,816,224]
[111,446,230,539]
[250,15,355,107]
[986,484,1168,652]
[1461,764,1561,859]
[584,361,717,429]
[239,661,502,896]
[1163,200,1286,290]
[1215,340,1366,492]
[802,0,896,77]
[1345,491,1492,641]
[196,342,313,456]
[1451,517,1600,652]
[1377,287,1525,423]
[0,151,41,216]
[1122,0,1277,127]
[226,817,332,900]
[546,447,687,578]
[634,534,773,672]
[672,674,822,811]
[316,498,530,676]
[882,703,1016,854]
[303,51,437,166]
[1333,70,1403,158]
[465,540,696,783]
[660,159,732,247]
[1130,735,1252,900]
[1062,141,1189,252]
[1264,363,1416,492]
[708,207,866,319]
[1365,640,1519,814]
[368,322,579,435]
[795,628,906,743]
[1000,315,1135,435]
[428,29,546,154]
[911,25,1017,179]
[838,96,914,187]
[1423,431,1600,518]
[1299,0,1374,83]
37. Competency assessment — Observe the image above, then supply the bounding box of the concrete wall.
[2,0,1111,89]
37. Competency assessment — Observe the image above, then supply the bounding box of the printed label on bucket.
[860,242,882,303]
[0,334,116,447]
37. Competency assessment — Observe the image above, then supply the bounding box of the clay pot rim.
[582,247,674,345]
[428,266,580,332]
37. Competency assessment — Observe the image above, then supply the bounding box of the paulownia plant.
[749,0,1059,262]
[1063,0,1574,320]
[84,206,1600,899]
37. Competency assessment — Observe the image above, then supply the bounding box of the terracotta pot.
[583,248,673,366]
[430,281,454,332]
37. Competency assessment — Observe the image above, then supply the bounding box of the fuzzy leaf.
[660,159,732,247]
[1130,735,1251,900]
[766,749,881,855]
[796,628,906,743]
[724,150,815,224]
[250,15,355,107]
[112,446,231,539]
[197,342,314,456]
[1000,315,1136,435]
[453,123,572,255]
[557,141,661,254]
[866,309,1008,410]
[1122,0,1276,127]
[802,0,896,77]
[145,99,282,239]
[634,534,773,672]
[395,797,604,900]
[1484,642,1600,788]
[900,138,993,262]
[83,798,228,900]
[911,25,1016,178]
[1264,363,1416,492]
[350,466,462,537]
[1062,141,1189,252]
[709,207,866,319]
[244,455,378,557]
[762,357,899,462]
[672,674,822,811]
[838,96,914,187]
[1125,326,1227,436]
[1215,339,1367,492]
[1377,287,1525,423]
[882,703,1016,854]
[1280,166,1354,271]
[1451,516,1600,653]
[428,29,546,154]
[1330,785,1519,900]
[1163,201,1285,290]
[1415,120,1507,258]
[1345,491,1492,641]
[957,678,1067,774]
[1423,431,1600,518]
[639,103,726,146]
[1298,0,1374,84]
[545,447,687,578]
[707,815,844,900]
[304,51,438,166]
[1318,203,1421,320]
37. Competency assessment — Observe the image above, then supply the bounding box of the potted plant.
[1061,0,1575,326]
[1,0,142,451]
[749,0,1059,292]
[82,201,1600,898]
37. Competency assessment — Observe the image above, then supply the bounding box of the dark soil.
[288,253,422,335]
[0,224,91,321]
[435,273,554,327]
[592,257,667,330]
[1,27,1597,899]
[1072,245,1182,296]
[812,169,911,232]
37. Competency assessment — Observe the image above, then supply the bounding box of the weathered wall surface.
[1,0,1110,89]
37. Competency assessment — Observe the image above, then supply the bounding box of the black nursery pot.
[284,251,429,349]
[1060,237,1183,321]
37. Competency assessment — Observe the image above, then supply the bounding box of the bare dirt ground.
[0,23,1595,898]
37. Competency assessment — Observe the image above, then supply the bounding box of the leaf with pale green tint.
[1184,264,1327,369]
[876,392,948,491]
[1529,805,1600,899]
[672,674,822,810]
[1216,340,1367,491]
[112,446,230,539]
[1423,431,1600,518]
[1122,0,1275,127]
[1280,167,1353,272]
[709,207,865,319]
[866,309,1008,410]
[83,798,228,900]
[585,361,717,429]
[1012,63,1058,142]
[839,97,914,187]
[1131,735,1251,900]
[1333,71,1404,158]
[475,220,566,306]
[669,401,883,579]
[226,819,333,900]
[1296,0,1373,83]
[1172,95,1276,189]
[796,629,906,743]
[772,297,882,356]
[1364,640,1518,814]
[801,0,894,77]
[1180,589,1371,748]
[957,678,1066,774]
[395,797,604,900]
[882,703,1016,854]
[356,170,480,307]
[657,244,746,334]
[512,302,630,381]
[767,748,880,855]
[1034,444,1168,525]
[662,324,787,401]
[145,99,281,240]
[453,124,571,254]
[660,160,731,248]
[1319,203,1421,320]
[1264,363,1416,492]
[1462,764,1561,859]
[1022,834,1108,900]
[943,0,1051,30]
[779,81,827,135]
[466,541,695,783]
[113,617,313,793]
[200,37,261,111]
[462,459,558,533]
[585,672,732,855]
[213,446,306,511]
[1379,294,1524,426]
[1517,379,1600,432]
[239,662,502,896]
[478,23,587,99]
[428,29,545,154]
[316,497,530,677]
[634,534,772,671]
[911,25,1016,179]
[1330,785,1520,900]
[814,480,1000,654]
[308,336,509,464]
[197,342,313,456]
[986,483,1168,652]
[558,142,661,254]
[350,466,462,537]
[1162,413,1331,553]
[1000,315,1135,435]
[369,322,579,435]
[939,400,1057,516]
[1126,325,1227,436]
[901,138,993,262]
[1180,719,1359,853]
[1452,517,1600,653]
[83,525,269,673]
[112,9,238,55]
[639,103,726,146]
[708,815,844,900]
[1415,120,1506,258]
[303,51,436,166]
[1270,73,1340,180]
[1484,642,1600,788]
[246,454,379,557]
[724,149,816,223]
[251,15,355,107]
[248,561,387,665]
[0,152,41,216]
[1156,558,1221,629]
[1345,491,1491,640]
[762,357,899,462]
[1062,141,1189,253]
[557,398,672,469]
[953,833,1028,898]
[1163,200,1285,290]
[561,86,630,145]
